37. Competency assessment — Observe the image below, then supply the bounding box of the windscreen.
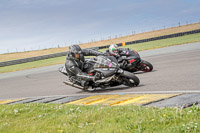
[94,56,118,69]
[127,50,139,56]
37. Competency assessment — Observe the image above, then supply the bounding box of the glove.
[93,73,101,81]
[120,60,127,69]
[118,56,127,62]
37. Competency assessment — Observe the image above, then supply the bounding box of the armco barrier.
[0,29,200,67]
[0,52,68,67]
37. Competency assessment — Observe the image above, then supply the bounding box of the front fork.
[123,59,141,72]
[136,60,148,71]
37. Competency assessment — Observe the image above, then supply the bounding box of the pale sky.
[0,0,200,54]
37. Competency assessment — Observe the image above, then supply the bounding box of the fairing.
[93,56,119,77]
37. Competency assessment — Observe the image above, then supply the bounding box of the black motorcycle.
[59,55,140,91]
[118,49,153,73]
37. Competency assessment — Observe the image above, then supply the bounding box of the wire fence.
[0,28,200,67]
[2,20,200,54]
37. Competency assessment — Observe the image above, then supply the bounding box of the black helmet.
[69,45,82,54]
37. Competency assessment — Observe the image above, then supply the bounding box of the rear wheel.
[138,60,153,72]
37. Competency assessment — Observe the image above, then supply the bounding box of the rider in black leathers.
[65,45,104,89]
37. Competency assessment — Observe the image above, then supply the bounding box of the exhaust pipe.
[63,80,85,90]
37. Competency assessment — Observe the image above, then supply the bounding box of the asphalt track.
[0,42,200,100]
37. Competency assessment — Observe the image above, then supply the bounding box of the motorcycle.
[117,49,153,73]
[59,55,140,91]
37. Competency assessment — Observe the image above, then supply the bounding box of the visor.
[74,50,82,54]
[113,50,118,53]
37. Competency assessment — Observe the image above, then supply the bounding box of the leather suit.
[104,48,130,58]
[65,49,104,86]
[104,48,130,68]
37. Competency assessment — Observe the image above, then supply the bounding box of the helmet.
[69,45,82,54]
[69,45,82,59]
[109,44,119,56]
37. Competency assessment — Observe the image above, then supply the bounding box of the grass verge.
[0,103,199,133]
[1,33,200,73]
[99,32,200,52]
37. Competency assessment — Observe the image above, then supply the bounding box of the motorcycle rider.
[104,44,130,67]
[105,44,130,56]
[65,45,104,89]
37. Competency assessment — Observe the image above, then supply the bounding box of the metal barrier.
[0,29,200,67]
[0,52,68,67]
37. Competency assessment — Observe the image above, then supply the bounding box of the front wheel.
[120,71,140,87]
[125,76,140,87]
[138,60,153,72]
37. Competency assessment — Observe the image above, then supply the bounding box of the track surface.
[0,43,200,100]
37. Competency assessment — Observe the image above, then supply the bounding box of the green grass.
[99,33,200,52]
[123,33,200,51]
[1,33,200,73]
[0,103,199,133]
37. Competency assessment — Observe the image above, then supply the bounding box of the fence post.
[122,42,126,46]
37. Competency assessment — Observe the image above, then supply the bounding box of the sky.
[0,0,200,54]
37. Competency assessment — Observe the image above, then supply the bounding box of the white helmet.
[109,44,119,56]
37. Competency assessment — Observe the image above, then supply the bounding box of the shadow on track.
[75,84,145,94]
[134,70,157,75]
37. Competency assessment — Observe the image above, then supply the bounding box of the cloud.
[0,0,200,54]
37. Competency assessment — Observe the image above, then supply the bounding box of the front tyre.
[87,87,96,92]
[125,76,140,87]
[138,60,153,72]
[120,71,140,87]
